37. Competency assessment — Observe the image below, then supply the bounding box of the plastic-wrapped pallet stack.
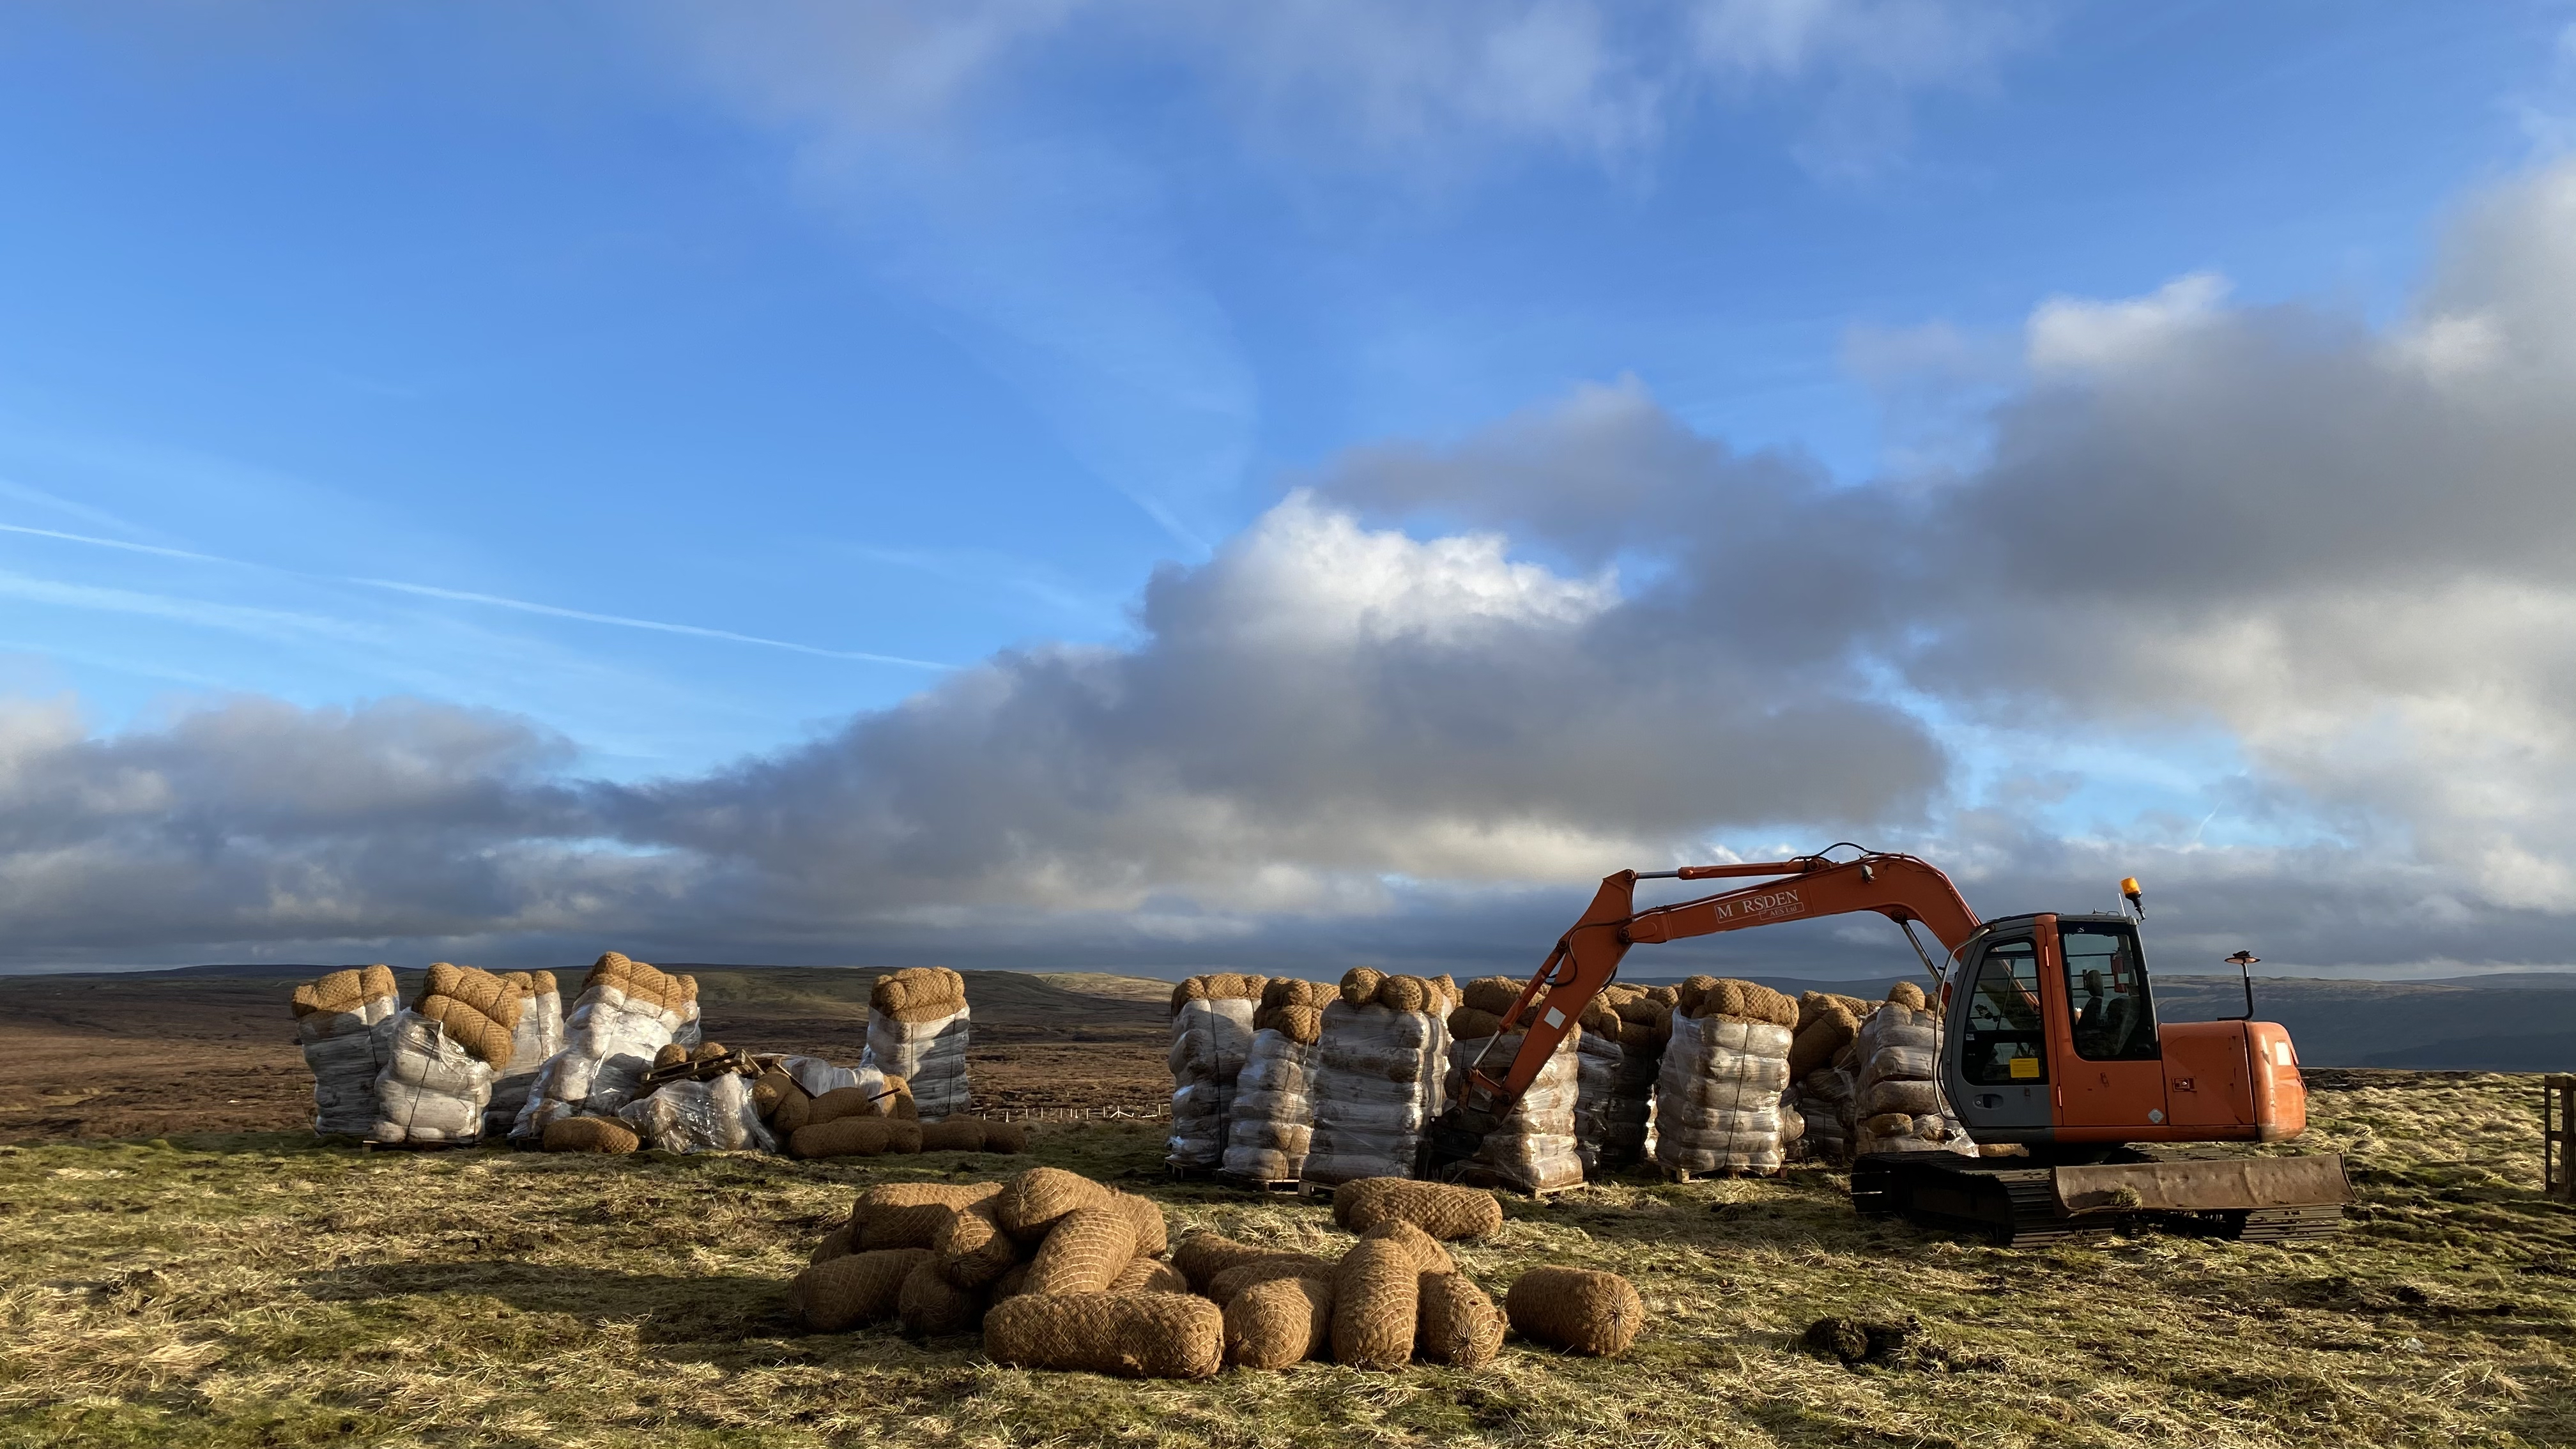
[483,970,565,1138]
[1222,977,1326,1183]
[1653,976,1799,1176]
[374,962,525,1144]
[1572,993,1624,1177]
[1301,969,1458,1186]
[1851,982,1975,1157]
[510,952,697,1140]
[1783,991,1869,1163]
[292,965,400,1138]
[1441,977,1584,1193]
[867,968,972,1121]
[1165,974,1267,1170]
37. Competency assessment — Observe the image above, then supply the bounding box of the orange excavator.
[1419,848,2351,1245]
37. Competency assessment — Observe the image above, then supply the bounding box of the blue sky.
[3,3,2575,975]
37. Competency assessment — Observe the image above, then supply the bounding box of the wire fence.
[969,1101,1172,1123]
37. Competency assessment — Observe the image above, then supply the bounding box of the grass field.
[2,1070,2570,1448]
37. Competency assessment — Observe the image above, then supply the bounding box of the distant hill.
[34,960,2576,1072]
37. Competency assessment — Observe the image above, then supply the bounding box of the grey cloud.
[13,164,2576,978]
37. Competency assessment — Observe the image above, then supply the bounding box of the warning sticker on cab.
[2010,1055,2040,1080]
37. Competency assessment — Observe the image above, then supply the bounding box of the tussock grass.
[1,1071,2570,1447]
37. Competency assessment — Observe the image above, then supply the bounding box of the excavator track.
[1851,1152,2349,1248]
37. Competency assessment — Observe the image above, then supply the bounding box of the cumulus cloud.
[12,162,2576,977]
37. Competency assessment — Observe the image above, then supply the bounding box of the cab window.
[2063,923,2158,1061]
[1962,937,2047,1085]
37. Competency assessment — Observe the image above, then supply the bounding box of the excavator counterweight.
[1417,849,2349,1245]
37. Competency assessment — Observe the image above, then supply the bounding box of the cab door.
[2046,917,2170,1140]
[1942,930,2051,1142]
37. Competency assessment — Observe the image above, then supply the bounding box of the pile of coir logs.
[788,1168,1645,1379]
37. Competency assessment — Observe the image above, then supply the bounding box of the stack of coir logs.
[788,1167,1646,1379]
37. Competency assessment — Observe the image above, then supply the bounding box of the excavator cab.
[1941,913,2309,1151]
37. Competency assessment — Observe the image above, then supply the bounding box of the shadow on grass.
[296,1258,797,1358]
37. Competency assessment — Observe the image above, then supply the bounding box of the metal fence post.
[2548,1075,2573,1204]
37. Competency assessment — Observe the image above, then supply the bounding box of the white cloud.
[2025,272,2230,374]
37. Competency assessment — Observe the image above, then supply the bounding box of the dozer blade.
[1854,1152,2351,1247]
[2052,1154,2351,1215]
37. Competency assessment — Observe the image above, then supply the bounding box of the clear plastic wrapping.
[484,985,564,1138]
[617,1072,779,1154]
[866,1003,971,1120]
[371,1011,496,1144]
[1222,1027,1315,1181]
[510,981,685,1139]
[1444,1031,1584,1192]
[1653,1014,1793,1174]
[1850,1002,1974,1156]
[300,997,396,1138]
[1167,996,1258,1169]
[1301,1000,1448,1185]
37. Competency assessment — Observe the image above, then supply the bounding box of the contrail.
[0,518,953,670]
[351,579,952,669]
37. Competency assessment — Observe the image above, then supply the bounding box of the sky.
[3,1,2574,979]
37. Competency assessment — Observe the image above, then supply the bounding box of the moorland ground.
[0,970,2570,1446]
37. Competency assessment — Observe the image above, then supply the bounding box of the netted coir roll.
[1205,1254,1335,1307]
[1416,1271,1505,1367]
[1441,1026,1583,1193]
[1166,972,1265,1170]
[1171,1231,1289,1292]
[985,1292,1224,1379]
[811,1221,856,1264]
[1224,1276,1333,1368]
[293,964,399,1138]
[932,1198,1020,1287]
[510,952,696,1138]
[1330,1237,1421,1370]
[1653,978,1796,1176]
[793,1248,933,1332]
[1301,973,1452,1186]
[866,968,971,1121]
[909,1116,1027,1153]
[1505,1266,1645,1356]
[1221,978,1324,1182]
[1358,1217,1456,1276]
[1107,1257,1192,1295]
[790,1116,896,1159]
[1022,1201,1141,1296]
[995,1165,1114,1241]
[1331,1177,1504,1241]
[854,1181,1002,1250]
[897,1256,985,1337]
[540,1116,638,1153]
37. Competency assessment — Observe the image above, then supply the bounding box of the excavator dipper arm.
[1447,852,1981,1128]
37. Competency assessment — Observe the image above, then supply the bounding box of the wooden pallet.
[2547,1075,2574,1204]
[1659,1163,1786,1183]
[1215,1172,1304,1195]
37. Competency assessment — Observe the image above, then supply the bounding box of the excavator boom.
[1453,852,1979,1118]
